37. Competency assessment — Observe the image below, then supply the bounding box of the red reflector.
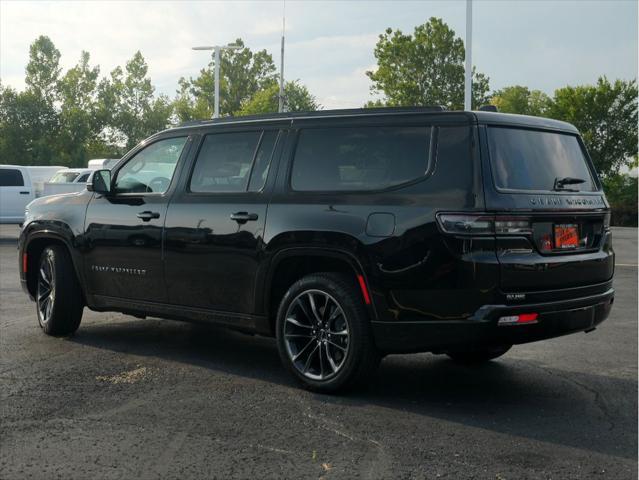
[518,313,538,324]
[22,253,28,273]
[356,274,371,305]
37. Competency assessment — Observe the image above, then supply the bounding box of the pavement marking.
[615,263,638,267]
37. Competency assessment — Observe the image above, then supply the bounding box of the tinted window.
[0,169,24,187]
[291,126,432,191]
[190,131,262,193]
[115,137,187,194]
[76,173,90,183]
[488,127,596,192]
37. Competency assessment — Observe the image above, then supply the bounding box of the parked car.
[0,165,65,224]
[17,107,615,392]
[42,168,95,196]
[87,158,119,170]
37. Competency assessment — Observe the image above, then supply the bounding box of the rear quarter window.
[290,126,433,192]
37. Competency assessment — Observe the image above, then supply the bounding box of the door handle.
[19,191,30,195]
[230,212,258,223]
[137,211,160,221]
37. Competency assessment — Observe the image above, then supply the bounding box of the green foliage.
[366,18,490,109]
[237,80,319,116]
[175,39,278,121]
[492,78,638,179]
[490,85,551,117]
[548,77,638,178]
[56,51,101,166]
[0,36,63,165]
[602,174,638,227]
[0,37,173,166]
[102,52,173,150]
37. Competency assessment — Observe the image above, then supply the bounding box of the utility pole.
[192,43,241,118]
[464,0,472,111]
[278,0,286,113]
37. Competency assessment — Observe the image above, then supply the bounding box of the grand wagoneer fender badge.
[91,265,147,276]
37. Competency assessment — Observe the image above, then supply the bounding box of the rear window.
[0,169,24,187]
[487,127,596,192]
[291,126,433,192]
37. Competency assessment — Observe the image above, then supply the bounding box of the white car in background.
[0,165,65,224]
[87,158,119,170]
[42,168,95,196]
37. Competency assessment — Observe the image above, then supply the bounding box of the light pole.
[464,0,472,111]
[192,44,241,118]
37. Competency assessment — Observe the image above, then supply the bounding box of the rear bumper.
[372,288,614,354]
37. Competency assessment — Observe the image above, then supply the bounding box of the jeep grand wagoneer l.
[18,107,614,391]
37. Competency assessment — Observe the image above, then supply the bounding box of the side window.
[76,173,90,183]
[114,137,187,194]
[189,131,262,193]
[290,126,432,192]
[0,169,24,187]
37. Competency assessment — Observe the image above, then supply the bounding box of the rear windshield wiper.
[553,176,585,191]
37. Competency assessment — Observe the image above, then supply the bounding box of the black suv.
[18,107,614,391]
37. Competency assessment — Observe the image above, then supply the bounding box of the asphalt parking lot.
[0,225,636,479]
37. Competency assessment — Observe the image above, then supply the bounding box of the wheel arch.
[22,228,85,302]
[263,247,376,335]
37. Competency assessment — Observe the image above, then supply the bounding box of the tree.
[490,85,551,117]
[25,36,61,104]
[548,77,637,178]
[104,52,173,150]
[0,36,62,165]
[175,39,277,121]
[237,80,319,116]
[56,51,101,166]
[366,18,490,110]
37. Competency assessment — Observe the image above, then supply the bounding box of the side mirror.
[87,169,112,194]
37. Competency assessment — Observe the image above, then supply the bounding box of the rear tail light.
[437,213,531,236]
[498,313,538,326]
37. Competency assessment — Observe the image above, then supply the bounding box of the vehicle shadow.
[70,315,637,461]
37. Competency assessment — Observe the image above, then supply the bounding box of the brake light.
[23,253,28,273]
[437,214,531,236]
[436,214,494,235]
[498,313,539,326]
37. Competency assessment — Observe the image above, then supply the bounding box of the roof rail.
[176,105,448,128]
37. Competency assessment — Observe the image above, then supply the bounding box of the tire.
[36,245,84,336]
[276,273,380,393]
[446,345,512,364]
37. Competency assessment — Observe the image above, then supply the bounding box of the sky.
[1,0,637,109]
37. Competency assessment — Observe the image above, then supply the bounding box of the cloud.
[1,0,636,108]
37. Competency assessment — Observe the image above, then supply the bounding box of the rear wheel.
[446,345,512,364]
[36,245,84,336]
[276,273,380,392]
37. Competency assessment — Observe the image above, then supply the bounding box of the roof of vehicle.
[54,168,93,174]
[169,107,579,134]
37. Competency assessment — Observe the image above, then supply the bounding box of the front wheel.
[446,345,512,364]
[36,245,84,336]
[276,273,380,393]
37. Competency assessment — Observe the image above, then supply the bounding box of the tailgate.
[495,212,614,291]
[480,123,614,292]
